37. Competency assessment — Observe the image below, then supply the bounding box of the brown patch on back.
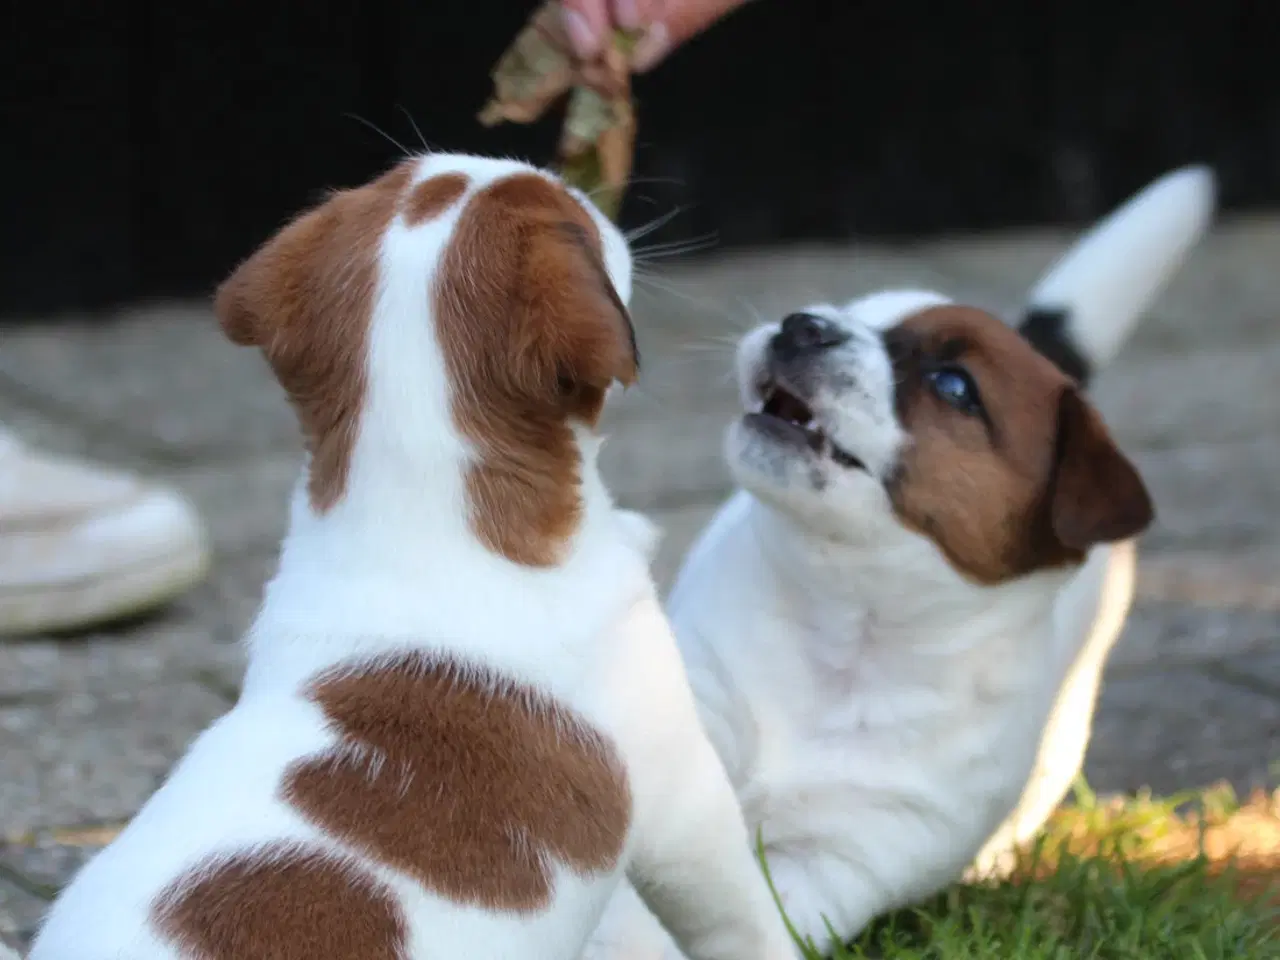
[433,173,637,566]
[214,160,416,512]
[281,651,631,913]
[884,305,1153,583]
[152,842,408,960]
[404,172,470,226]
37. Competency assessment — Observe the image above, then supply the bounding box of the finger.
[620,0,666,28]
[560,0,610,59]
[662,0,750,48]
[610,0,643,30]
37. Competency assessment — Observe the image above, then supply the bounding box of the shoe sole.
[0,541,211,637]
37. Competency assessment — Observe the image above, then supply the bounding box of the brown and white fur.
[585,166,1214,959]
[27,154,798,960]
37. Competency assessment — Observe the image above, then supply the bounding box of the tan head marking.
[433,173,637,566]
[404,172,470,226]
[885,305,1153,583]
[152,843,408,960]
[213,161,417,512]
[281,652,631,912]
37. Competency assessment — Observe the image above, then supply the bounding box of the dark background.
[4,0,1279,318]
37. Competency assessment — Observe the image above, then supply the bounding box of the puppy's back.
[32,651,637,960]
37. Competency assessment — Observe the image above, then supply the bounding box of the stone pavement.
[1,222,1278,948]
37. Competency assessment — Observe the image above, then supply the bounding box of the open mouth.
[746,382,866,471]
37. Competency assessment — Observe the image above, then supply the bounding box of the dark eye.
[556,371,578,396]
[926,366,982,414]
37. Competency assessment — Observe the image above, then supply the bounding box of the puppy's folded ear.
[213,170,405,360]
[1049,388,1154,551]
[213,223,298,349]
[210,169,407,512]
[517,220,638,395]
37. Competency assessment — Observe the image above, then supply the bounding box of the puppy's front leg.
[753,849,879,958]
[608,599,796,960]
[627,730,797,960]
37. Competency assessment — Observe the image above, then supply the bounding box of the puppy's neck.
[245,426,649,695]
[747,497,1065,651]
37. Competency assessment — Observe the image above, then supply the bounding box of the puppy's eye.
[926,366,982,415]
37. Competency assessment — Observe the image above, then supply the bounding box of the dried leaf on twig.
[479,2,640,220]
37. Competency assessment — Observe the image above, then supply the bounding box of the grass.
[760,780,1280,959]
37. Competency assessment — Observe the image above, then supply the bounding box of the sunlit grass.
[760,780,1280,959]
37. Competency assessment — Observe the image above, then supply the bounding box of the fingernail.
[629,22,669,71]
[562,9,600,59]
[614,0,641,29]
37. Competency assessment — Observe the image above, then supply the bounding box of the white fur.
[29,155,797,960]
[584,167,1215,959]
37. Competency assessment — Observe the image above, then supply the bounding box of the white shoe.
[0,426,210,636]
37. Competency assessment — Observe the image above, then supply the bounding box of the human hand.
[560,0,753,72]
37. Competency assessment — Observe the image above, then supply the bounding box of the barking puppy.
[28,155,798,960]
[585,166,1214,959]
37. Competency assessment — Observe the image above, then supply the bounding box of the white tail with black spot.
[1018,165,1217,386]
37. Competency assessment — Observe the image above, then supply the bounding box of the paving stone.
[0,832,103,890]
[1204,650,1280,701]
[1095,345,1280,451]
[0,875,43,950]
[0,545,264,706]
[1137,548,1280,613]
[921,229,1086,300]
[1124,216,1280,353]
[167,456,298,557]
[1130,439,1280,552]
[922,218,1280,353]
[1086,664,1280,797]
[1110,600,1280,673]
[0,681,230,837]
[642,245,966,326]
[647,502,721,594]
[602,404,735,508]
[0,611,211,701]
[0,304,297,462]
[0,830,112,948]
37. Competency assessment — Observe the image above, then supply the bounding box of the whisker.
[343,113,412,158]
[398,105,433,151]
[710,298,769,339]
[623,194,666,209]
[625,175,692,189]
[633,228,718,250]
[625,206,688,243]
[589,176,689,203]
[631,272,724,311]
[634,233,721,261]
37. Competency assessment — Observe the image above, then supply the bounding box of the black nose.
[773,312,850,358]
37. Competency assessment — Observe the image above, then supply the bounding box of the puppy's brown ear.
[209,167,410,512]
[516,221,638,396]
[1049,388,1154,551]
[214,167,409,356]
[213,227,295,348]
